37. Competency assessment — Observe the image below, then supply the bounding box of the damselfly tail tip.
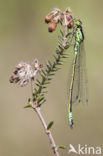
[69,112,74,129]
[70,120,74,129]
[70,125,73,129]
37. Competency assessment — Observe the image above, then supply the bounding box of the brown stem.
[34,107,60,156]
[31,79,60,156]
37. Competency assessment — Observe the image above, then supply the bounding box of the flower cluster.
[45,7,74,32]
[9,59,43,87]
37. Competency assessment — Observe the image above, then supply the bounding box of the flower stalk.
[33,107,59,156]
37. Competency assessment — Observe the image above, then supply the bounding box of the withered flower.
[45,8,60,24]
[45,14,54,23]
[48,15,60,32]
[45,8,61,32]
[9,59,43,87]
[48,21,57,32]
[45,7,74,32]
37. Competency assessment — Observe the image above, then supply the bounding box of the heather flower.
[45,7,74,32]
[9,59,43,87]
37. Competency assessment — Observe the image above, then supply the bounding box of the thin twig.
[31,79,59,156]
[34,107,59,156]
[62,14,68,47]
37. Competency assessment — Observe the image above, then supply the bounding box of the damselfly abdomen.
[68,20,88,129]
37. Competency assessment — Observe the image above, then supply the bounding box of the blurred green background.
[0,0,103,156]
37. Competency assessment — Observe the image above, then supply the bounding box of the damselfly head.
[76,20,82,26]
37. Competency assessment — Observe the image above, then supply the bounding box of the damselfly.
[68,20,88,129]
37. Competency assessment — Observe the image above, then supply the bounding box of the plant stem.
[31,79,60,156]
[33,18,70,103]
[34,107,60,156]
[62,14,68,47]
[31,18,70,156]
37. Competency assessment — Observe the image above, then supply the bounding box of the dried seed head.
[10,60,42,87]
[9,75,20,83]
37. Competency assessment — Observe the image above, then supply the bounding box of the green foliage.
[24,104,32,108]
[31,28,74,107]
[47,121,54,130]
[28,98,31,102]
[58,146,66,149]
